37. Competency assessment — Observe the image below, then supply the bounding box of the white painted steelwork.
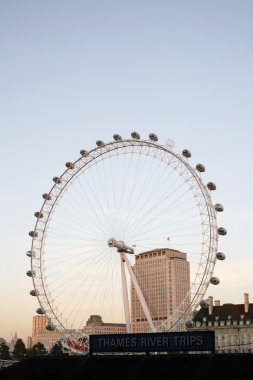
[26,133,225,354]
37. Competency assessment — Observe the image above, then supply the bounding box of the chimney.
[244,293,249,313]
[208,296,213,315]
[214,300,220,306]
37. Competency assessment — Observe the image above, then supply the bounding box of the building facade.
[131,248,190,333]
[188,294,253,353]
[32,316,61,351]
[8,332,19,353]
[26,336,32,349]
[32,314,126,352]
[83,315,126,335]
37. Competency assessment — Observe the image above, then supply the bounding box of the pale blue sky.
[0,1,252,343]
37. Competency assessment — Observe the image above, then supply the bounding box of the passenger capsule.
[108,238,116,247]
[36,308,45,315]
[42,193,51,201]
[34,211,43,218]
[113,134,122,141]
[200,299,209,308]
[182,149,191,158]
[214,204,224,212]
[149,133,158,142]
[30,290,39,296]
[26,270,35,277]
[80,150,88,157]
[96,140,104,147]
[210,276,220,285]
[53,177,62,184]
[207,182,216,191]
[45,324,55,331]
[218,227,227,236]
[131,132,140,139]
[216,252,226,260]
[29,231,38,238]
[185,320,195,328]
[26,250,35,257]
[65,162,74,169]
[196,164,205,173]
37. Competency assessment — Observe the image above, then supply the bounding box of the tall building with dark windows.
[131,248,190,333]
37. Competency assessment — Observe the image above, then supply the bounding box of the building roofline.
[136,248,186,256]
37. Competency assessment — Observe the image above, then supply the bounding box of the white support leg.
[120,252,131,333]
[123,252,156,332]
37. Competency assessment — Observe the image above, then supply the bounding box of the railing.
[0,360,19,368]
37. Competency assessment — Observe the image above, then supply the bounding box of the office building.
[26,336,32,349]
[131,248,190,333]
[32,316,61,351]
[83,315,126,335]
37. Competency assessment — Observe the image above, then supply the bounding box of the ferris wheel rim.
[28,136,222,352]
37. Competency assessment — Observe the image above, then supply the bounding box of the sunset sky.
[0,0,252,343]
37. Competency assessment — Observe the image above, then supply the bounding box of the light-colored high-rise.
[131,248,190,333]
[32,316,61,351]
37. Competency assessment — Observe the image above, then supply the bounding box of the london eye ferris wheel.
[26,132,226,354]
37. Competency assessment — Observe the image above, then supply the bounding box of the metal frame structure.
[26,134,225,354]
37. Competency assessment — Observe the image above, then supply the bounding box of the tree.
[13,339,26,360]
[31,342,47,356]
[25,347,34,357]
[50,341,64,356]
[0,342,11,360]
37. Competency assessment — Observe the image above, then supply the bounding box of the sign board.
[90,331,215,354]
